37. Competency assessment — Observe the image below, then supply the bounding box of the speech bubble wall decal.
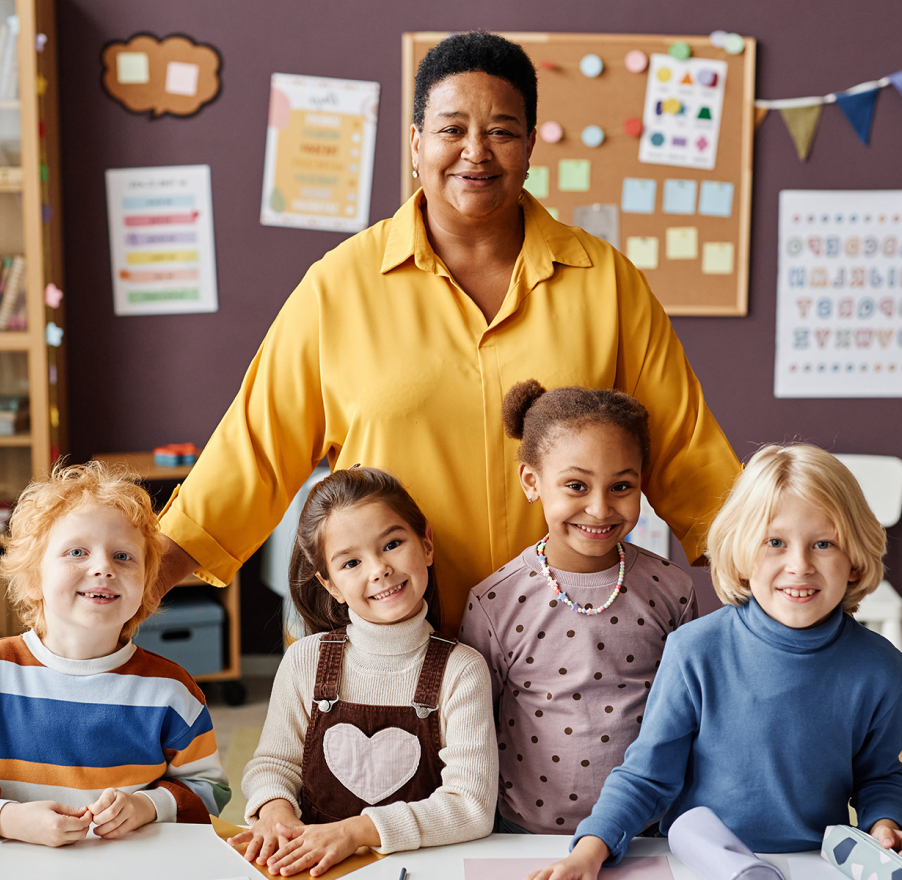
[101,33,222,118]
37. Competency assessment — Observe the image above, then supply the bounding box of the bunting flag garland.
[755,69,901,160]
[779,104,822,160]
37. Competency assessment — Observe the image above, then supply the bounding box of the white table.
[347,835,833,880]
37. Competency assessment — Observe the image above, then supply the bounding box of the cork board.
[402,33,756,316]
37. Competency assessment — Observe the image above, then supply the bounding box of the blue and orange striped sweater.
[0,631,230,824]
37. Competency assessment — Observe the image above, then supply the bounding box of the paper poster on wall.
[261,73,379,233]
[105,165,218,316]
[639,54,727,171]
[775,190,902,398]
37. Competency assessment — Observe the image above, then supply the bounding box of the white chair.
[835,454,902,649]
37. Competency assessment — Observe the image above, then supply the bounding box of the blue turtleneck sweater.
[574,599,902,860]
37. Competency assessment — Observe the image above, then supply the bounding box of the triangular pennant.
[889,69,902,98]
[835,87,879,144]
[754,106,769,129]
[779,104,823,160]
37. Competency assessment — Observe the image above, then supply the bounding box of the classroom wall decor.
[402,32,757,316]
[776,189,902,398]
[100,33,222,118]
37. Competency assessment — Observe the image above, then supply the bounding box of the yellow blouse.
[159,190,740,631]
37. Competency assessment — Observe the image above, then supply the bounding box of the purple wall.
[57,0,902,628]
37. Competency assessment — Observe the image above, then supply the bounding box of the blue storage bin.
[134,597,225,677]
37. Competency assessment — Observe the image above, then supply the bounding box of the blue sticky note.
[698,181,734,217]
[663,179,697,215]
[621,178,657,214]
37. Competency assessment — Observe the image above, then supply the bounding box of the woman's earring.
[525,171,530,179]
[412,168,419,179]
[527,495,535,504]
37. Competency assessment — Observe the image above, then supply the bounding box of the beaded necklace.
[536,533,625,615]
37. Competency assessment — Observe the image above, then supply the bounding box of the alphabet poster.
[776,190,902,398]
[105,164,219,316]
[261,74,379,233]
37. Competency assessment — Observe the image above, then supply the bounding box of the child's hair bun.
[502,379,546,439]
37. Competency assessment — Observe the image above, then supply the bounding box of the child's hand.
[524,836,611,880]
[227,798,303,866]
[266,815,380,877]
[0,800,92,846]
[88,788,157,838]
[870,819,902,852]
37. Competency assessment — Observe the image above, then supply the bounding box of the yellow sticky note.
[559,159,591,192]
[666,227,698,260]
[702,242,735,274]
[117,52,150,84]
[546,207,560,220]
[626,236,659,270]
[524,166,550,199]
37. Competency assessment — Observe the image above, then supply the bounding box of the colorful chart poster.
[639,54,727,171]
[261,73,379,233]
[105,165,218,316]
[776,190,902,398]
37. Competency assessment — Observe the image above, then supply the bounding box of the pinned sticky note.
[165,61,200,96]
[698,181,734,217]
[116,52,149,84]
[524,165,550,200]
[573,204,620,249]
[666,227,698,260]
[621,178,657,214]
[559,159,591,192]
[663,179,698,215]
[702,242,735,274]
[626,237,659,270]
[546,207,560,220]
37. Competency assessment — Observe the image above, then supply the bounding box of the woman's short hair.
[413,31,538,133]
[707,443,886,613]
[1,460,165,641]
[290,466,442,634]
[502,379,651,473]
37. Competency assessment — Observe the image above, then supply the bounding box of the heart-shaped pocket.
[323,723,421,805]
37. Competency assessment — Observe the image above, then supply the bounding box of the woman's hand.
[265,814,380,877]
[870,819,902,852]
[0,800,92,846]
[524,836,610,880]
[227,798,303,866]
[88,788,157,838]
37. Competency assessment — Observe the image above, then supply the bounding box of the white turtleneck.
[242,603,497,853]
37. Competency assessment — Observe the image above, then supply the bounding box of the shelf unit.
[93,452,242,689]
[0,0,66,637]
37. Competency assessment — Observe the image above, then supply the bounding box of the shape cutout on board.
[662,179,697,215]
[626,236,659,270]
[165,61,199,96]
[698,181,734,217]
[621,178,657,214]
[702,242,734,274]
[524,166,550,199]
[666,227,698,259]
[559,159,591,192]
[116,52,149,84]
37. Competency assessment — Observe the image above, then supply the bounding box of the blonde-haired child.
[0,461,229,847]
[530,443,902,880]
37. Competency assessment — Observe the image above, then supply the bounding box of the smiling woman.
[155,31,741,635]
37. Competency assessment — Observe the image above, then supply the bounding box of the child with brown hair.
[0,461,229,847]
[531,444,902,880]
[459,380,697,835]
[231,466,496,877]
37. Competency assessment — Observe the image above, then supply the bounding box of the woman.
[157,32,740,632]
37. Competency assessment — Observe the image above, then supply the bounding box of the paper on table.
[464,855,675,880]
[0,823,254,880]
[785,856,840,880]
[627,236,659,270]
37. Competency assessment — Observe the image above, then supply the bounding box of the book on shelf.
[0,255,26,331]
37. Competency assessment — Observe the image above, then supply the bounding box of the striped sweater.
[0,630,229,824]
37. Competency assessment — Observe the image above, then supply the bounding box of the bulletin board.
[401,33,756,315]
